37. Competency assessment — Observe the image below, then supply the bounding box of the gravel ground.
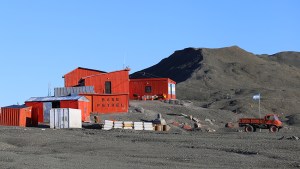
[0,100,299,169]
[0,127,299,169]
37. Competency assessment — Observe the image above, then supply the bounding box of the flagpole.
[259,93,261,119]
[259,93,261,132]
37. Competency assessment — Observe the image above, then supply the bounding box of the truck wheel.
[269,126,278,132]
[245,125,254,132]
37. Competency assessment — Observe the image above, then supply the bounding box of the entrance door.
[43,102,52,123]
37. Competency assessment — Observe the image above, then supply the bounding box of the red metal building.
[82,69,130,94]
[25,96,91,124]
[80,93,129,114]
[63,68,130,95]
[64,67,106,87]
[0,105,33,127]
[129,78,176,100]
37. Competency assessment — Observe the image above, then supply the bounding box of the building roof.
[2,104,28,109]
[63,67,107,78]
[77,67,107,73]
[26,96,89,102]
[129,78,176,84]
[81,68,130,80]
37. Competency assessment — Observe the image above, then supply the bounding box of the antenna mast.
[48,82,51,96]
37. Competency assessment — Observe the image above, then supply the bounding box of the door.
[43,102,52,123]
[105,81,112,94]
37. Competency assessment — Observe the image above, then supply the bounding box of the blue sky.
[0,0,299,107]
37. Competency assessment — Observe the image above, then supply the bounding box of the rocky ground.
[0,100,299,169]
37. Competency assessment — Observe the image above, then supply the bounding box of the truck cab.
[264,114,283,128]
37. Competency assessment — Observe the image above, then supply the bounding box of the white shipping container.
[50,108,82,129]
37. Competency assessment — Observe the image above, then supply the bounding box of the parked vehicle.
[239,114,283,132]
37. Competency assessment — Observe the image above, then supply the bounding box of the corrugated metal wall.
[54,86,95,97]
[64,68,104,87]
[129,78,176,100]
[0,107,32,127]
[84,70,130,94]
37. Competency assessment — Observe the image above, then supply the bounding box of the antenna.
[48,82,51,96]
[123,52,126,69]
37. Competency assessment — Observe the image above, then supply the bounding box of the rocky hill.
[130,46,300,122]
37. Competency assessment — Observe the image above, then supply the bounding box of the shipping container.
[80,93,129,114]
[129,78,176,100]
[50,108,82,129]
[25,96,91,124]
[63,67,106,87]
[0,105,32,127]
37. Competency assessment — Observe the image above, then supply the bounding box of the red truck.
[239,114,283,132]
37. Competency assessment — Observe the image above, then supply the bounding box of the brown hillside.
[130,46,300,121]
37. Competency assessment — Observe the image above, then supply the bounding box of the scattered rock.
[192,117,200,123]
[182,124,193,131]
[206,128,216,132]
[287,136,299,140]
[205,118,214,125]
[194,122,202,128]
[225,122,234,128]
[135,107,145,113]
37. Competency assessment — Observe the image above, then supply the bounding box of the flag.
[253,94,260,100]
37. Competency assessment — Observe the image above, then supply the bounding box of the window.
[52,101,60,108]
[105,81,112,94]
[145,86,152,93]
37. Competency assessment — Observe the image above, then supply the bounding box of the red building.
[129,78,176,100]
[81,70,130,94]
[25,96,91,124]
[61,67,130,115]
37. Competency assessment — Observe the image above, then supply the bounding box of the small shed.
[25,96,91,124]
[0,105,33,127]
[129,78,176,100]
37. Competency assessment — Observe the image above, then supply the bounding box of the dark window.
[145,86,152,93]
[116,98,119,101]
[78,79,85,86]
[105,81,112,94]
[52,101,60,108]
[102,98,105,102]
